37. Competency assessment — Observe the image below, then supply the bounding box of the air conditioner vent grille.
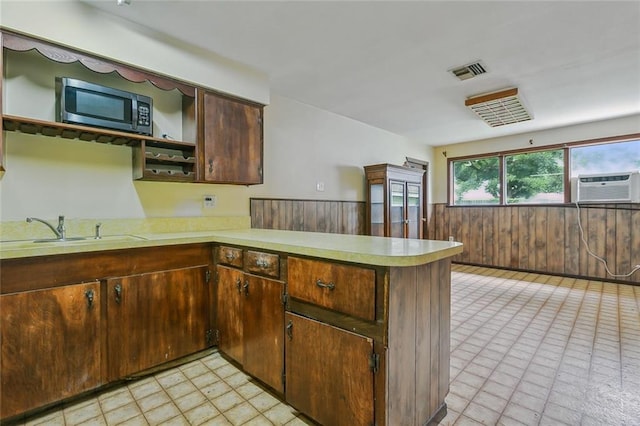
[450,61,487,81]
[571,171,640,203]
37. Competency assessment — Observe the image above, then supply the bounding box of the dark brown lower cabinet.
[0,281,102,419]
[216,265,244,364]
[243,274,284,393]
[216,264,285,394]
[106,266,210,381]
[285,312,375,426]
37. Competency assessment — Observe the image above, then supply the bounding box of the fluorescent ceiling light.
[465,88,533,127]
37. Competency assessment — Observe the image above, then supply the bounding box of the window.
[571,139,640,177]
[452,157,500,205]
[505,149,564,204]
[449,135,639,206]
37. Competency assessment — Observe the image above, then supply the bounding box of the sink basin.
[1,235,148,250]
[33,237,88,243]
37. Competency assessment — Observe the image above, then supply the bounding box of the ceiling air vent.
[465,88,533,127]
[449,61,487,81]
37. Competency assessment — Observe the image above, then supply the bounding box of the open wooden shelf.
[2,114,195,148]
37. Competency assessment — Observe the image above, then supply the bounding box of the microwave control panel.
[138,104,151,126]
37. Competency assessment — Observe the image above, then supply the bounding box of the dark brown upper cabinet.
[1,30,264,185]
[199,90,264,185]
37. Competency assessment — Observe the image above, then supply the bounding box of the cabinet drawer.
[287,257,375,321]
[217,246,243,268]
[245,251,280,278]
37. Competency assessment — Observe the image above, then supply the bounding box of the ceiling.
[83,0,640,146]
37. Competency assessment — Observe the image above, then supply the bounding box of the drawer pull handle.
[256,259,269,268]
[243,280,249,297]
[225,252,236,261]
[316,279,336,291]
[235,278,242,293]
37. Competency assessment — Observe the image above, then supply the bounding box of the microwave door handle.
[131,98,138,131]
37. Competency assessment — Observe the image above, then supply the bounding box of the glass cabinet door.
[369,183,384,236]
[406,183,421,239]
[389,181,405,238]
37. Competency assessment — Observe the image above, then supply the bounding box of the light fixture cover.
[465,88,532,127]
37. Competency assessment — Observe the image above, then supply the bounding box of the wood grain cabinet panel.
[288,256,376,321]
[216,246,244,268]
[215,251,285,393]
[243,274,284,393]
[106,266,210,381]
[215,265,245,364]
[0,281,102,420]
[245,250,279,278]
[200,91,263,185]
[285,312,374,426]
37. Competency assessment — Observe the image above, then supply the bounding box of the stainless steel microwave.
[56,77,153,136]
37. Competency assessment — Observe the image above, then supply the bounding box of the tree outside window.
[506,150,564,204]
[452,157,500,205]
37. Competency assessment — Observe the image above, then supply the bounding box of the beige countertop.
[0,228,462,267]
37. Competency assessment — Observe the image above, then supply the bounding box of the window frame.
[447,133,640,206]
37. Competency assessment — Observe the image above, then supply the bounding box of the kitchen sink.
[1,235,148,250]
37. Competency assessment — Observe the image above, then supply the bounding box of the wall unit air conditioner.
[571,171,640,203]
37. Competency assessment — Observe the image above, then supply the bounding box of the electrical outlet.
[203,195,216,208]
[316,181,325,192]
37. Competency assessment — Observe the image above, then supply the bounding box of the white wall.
[431,114,640,203]
[251,94,433,202]
[0,4,433,223]
[0,0,269,104]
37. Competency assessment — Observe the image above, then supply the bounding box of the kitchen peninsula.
[0,227,462,425]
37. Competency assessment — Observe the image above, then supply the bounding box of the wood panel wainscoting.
[250,198,366,235]
[250,198,639,284]
[428,203,640,284]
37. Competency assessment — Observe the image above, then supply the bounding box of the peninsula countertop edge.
[0,228,463,266]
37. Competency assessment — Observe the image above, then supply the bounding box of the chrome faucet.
[26,215,66,240]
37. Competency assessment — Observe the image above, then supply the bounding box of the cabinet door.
[368,182,385,237]
[1,282,102,419]
[201,92,263,184]
[285,313,374,426]
[406,182,423,239]
[107,266,210,380]
[389,180,406,238]
[216,265,244,364]
[243,274,284,393]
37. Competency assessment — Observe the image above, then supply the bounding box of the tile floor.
[13,265,640,426]
[442,265,640,426]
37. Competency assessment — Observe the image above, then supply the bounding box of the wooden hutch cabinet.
[364,163,425,239]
